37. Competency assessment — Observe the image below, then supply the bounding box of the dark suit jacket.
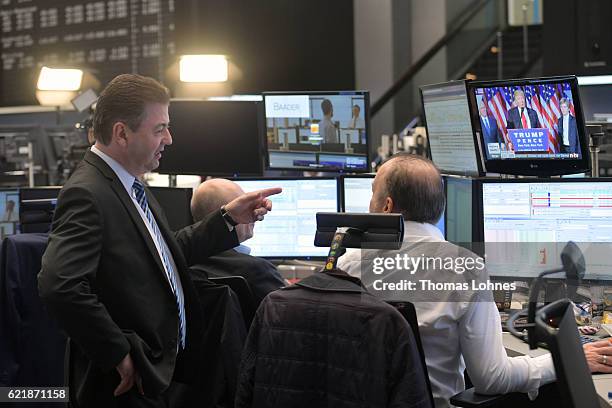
[506,106,541,130]
[556,115,579,154]
[192,248,285,306]
[38,150,238,407]
[480,115,501,145]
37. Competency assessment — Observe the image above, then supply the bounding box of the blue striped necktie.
[132,179,186,349]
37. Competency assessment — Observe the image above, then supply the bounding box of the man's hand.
[224,187,282,224]
[114,353,144,396]
[584,339,612,374]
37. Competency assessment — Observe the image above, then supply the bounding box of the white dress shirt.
[337,221,555,408]
[90,145,184,296]
[519,108,532,128]
[562,114,570,146]
[348,116,365,129]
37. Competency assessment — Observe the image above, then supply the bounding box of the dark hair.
[382,154,445,224]
[321,99,333,116]
[92,74,170,145]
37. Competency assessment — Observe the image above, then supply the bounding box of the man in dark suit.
[38,74,281,408]
[190,179,286,305]
[556,98,580,154]
[506,89,541,130]
[478,103,502,147]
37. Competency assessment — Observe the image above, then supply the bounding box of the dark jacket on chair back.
[235,271,432,408]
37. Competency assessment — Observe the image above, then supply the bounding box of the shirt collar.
[234,244,251,255]
[90,145,137,195]
[403,220,445,242]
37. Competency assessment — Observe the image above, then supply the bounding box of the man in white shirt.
[337,153,612,408]
[348,104,365,129]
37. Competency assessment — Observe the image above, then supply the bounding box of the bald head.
[191,178,254,243]
[191,179,245,222]
[370,154,445,224]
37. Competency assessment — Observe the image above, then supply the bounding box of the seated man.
[191,179,285,305]
[337,153,612,408]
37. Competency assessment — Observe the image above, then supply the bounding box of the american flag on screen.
[482,83,574,154]
[483,86,513,144]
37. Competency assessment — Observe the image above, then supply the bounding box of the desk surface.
[502,332,612,406]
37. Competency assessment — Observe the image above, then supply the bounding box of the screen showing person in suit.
[477,102,503,159]
[556,98,580,154]
[264,91,369,172]
[471,80,583,160]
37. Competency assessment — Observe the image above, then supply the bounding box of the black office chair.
[208,276,258,328]
[387,301,435,408]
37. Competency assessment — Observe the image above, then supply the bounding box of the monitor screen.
[157,100,263,176]
[577,75,612,122]
[0,189,19,239]
[467,76,590,176]
[148,187,193,231]
[420,80,481,176]
[444,176,474,243]
[234,178,339,258]
[19,186,61,233]
[481,179,612,280]
[263,91,370,172]
[341,175,445,236]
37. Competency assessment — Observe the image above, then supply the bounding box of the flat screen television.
[157,99,264,176]
[467,76,590,176]
[263,91,370,172]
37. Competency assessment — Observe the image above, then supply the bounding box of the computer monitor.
[148,187,193,231]
[263,91,370,172]
[420,80,482,176]
[340,174,445,236]
[234,177,339,258]
[157,100,264,176]
[19,186,61,233]
[479,178,612,280]
[444,176,477,243]
[0,188,20,239]
[577,75,612,122]
[467,75,590,176]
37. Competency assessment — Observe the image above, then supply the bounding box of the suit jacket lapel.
[83,151,167,278]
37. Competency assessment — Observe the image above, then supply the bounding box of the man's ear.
[112,122,129,147]
[383,197,394,214]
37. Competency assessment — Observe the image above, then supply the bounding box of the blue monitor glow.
[263,91,370,172]
[0,188,19,239]
[341,175,445,236]
[480,179,612,280]
[234,178,339,258]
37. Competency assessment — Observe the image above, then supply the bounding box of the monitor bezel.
[466,75,591,176]
[338,173,375,212]
[421,80,485,177]
[157,99,265,177]
[229,176,341,260]
[262,91,371,173]
[476,177,612,282]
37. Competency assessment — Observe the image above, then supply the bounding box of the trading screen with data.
[235,178,339,258]
[482,180,612,279]
[342,176,445,235]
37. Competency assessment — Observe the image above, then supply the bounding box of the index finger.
[255,187,282,198]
